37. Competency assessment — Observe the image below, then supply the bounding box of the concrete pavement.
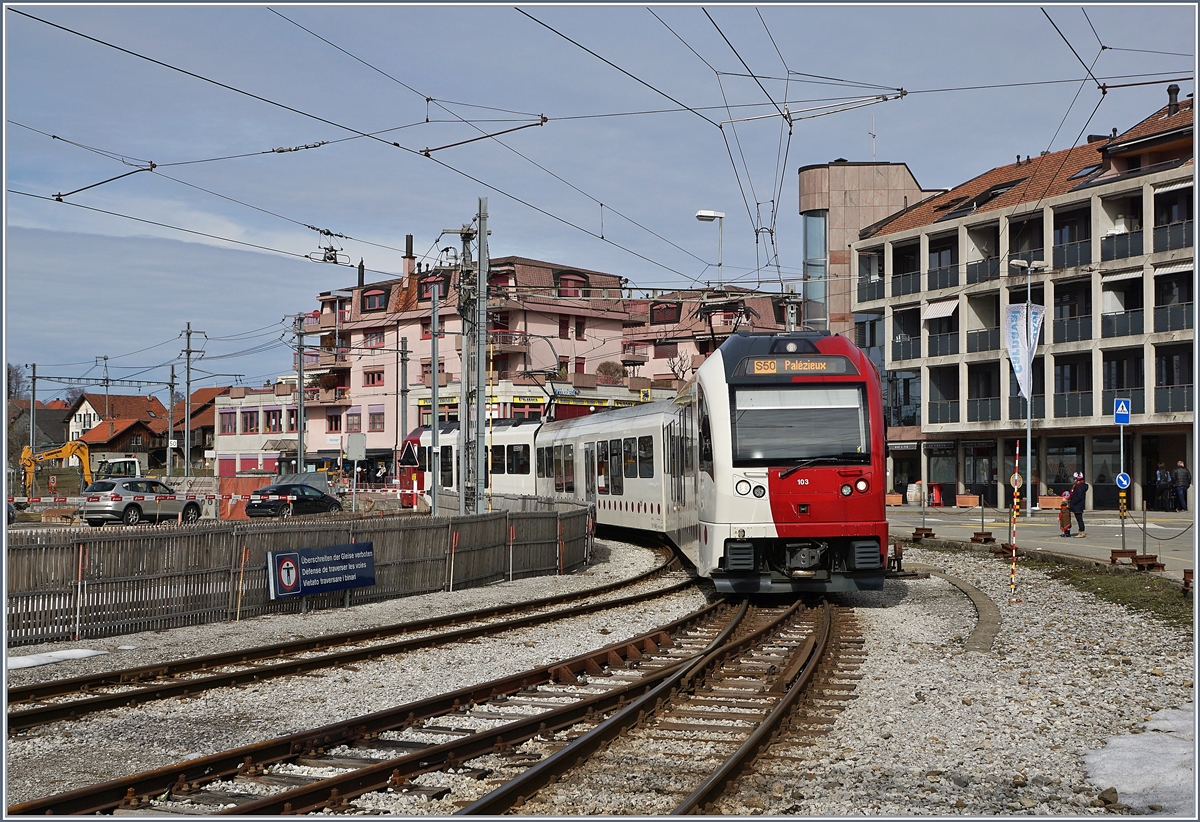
[887,505,1196,582]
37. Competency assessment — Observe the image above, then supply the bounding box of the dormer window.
[419,274,449,301]
[362,288,388,312]
[556,273,587,297]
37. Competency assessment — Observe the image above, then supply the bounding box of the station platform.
[887,506,1196,583]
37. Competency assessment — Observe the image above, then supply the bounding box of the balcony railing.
[302,312,321,329]
[1154,302,1194,333]
[926,401,959,424]
[1102,388,1144,416]
[1155,384,1193,413]
[1008,394,1046,420]
[1053,315,1092,343]
[885,404,919,427]
[1101,310,1144,338]
[1010,249,1044,267]
[966,327,1000,353]
[1153,220,1193,253]
[1101,232,1143,261]
[319,347,350,366]
[891,337,920,361]
[303,387,320,403]
[966,258,1000,284]
[927,332,959,357]
[928,264,959,291]
[1053,239,1091,270]
[487,330,531,351]
[293,351,321,369]
[1054,391,1093,417]
[967,397,1001,422]
[892,271,920,297]
[621,342,650,363]
[857,278,885,302]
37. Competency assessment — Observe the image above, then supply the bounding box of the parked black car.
[244,484,342,518]
[7,501,15,526]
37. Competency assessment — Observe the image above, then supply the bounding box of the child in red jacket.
[1058,491,1072,537]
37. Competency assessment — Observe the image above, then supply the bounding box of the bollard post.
[1119,490,1127,552]
[1142,500,1148,556]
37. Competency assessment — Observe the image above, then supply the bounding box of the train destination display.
[736,355,857,376]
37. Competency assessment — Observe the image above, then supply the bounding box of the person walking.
[1155,462,1172,511]
[1172,459,1191,513]
[1068,472,1088,538]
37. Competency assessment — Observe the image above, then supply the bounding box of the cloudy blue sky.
[4,3,1194,398]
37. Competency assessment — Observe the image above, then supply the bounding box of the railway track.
[7,549,686,733]
[9,597,861,816]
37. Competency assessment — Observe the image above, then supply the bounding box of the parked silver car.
[84,479,201,527]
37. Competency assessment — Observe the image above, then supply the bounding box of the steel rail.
[672,601,834,814]
[7,599,724,816]
[9,550,678,706]
[455,599,805,816]
[8,573,693,732]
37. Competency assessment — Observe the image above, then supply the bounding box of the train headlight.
[784,341,798,353]
[735,480,752,496]
[855,478,870,493]
[736,528,746,538]
[840,484,854,497]
[752,485,766,498]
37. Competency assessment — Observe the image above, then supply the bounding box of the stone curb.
[906,562,1000,653]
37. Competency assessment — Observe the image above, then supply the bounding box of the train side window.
[491,445,506,474]
[507,444,530,475]
[564,445,575,493]
[553,445,564,492]
[638,436,654,478]
[596,440,609,494]
[440,446,454,488]
[698,387,713,478]
[623,438,637,479]
[536,447,546,478]
[609,439,624,495]
[418,446,429,472]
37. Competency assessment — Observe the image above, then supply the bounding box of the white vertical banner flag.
[1005,303,1048,401]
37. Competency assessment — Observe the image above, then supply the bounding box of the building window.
[364,330,385,348]
[575,357,586,374]
[219,412,236,435]
[346,412,362,433]
[420,319,445,339]
[368,412,385,432]
[362,289,387,311]
[264,409,283,433]
[558,356,569,377]
[511,403,542,421]
[129,433,143,447]
[326,413,342,433]
[557,273,587,297]
[575,318,586,340]
[419,275,449,301]
[287,408,297,431]
[559,316,571,339]
[655,342,678,359]
[241,410,259,434]
[421,361,446,379]
[364,370,384,387]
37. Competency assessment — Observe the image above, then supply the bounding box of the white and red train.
[401,331,888,594]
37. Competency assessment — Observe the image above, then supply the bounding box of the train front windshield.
[731,385,870,464]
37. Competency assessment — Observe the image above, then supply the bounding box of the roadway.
[888,505,1196,581]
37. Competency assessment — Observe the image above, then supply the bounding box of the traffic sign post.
[1114,398,1131,551]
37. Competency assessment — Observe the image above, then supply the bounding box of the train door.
[584,443,597,505]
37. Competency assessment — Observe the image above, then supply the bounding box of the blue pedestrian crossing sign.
[1113,398,1131,425]
[1115,472,1131,490]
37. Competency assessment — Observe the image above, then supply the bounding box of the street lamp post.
[1009,258,1046,516]
[696,210,725,288]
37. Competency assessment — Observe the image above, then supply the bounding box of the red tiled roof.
[69,393,168,422]
[79,418,149,445]
[1109,98,1193,149]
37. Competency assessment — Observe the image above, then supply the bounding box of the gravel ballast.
[5,541,1193,815]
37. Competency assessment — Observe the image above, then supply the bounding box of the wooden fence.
[6,502,594,647]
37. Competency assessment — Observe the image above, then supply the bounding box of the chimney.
[402,234,416,278]
[1168,83,1180,116]
[357,259,365,288]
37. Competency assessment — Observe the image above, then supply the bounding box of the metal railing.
[966,397,1001,422]
[1154,302,1194,333]
[1101,232,1143,261]
[488,330,531,348]
[1053,315,1092,343]
[857,278,885,302]
[1010,249,1044,267]
[891,337,920,361]
[1153,220,1193,253]
[892,271,920,297]
[1101,310,1144,338]
[885,404,919,427]
[927,332,959,357]
[926,400,959,424]
[928,264,958,291]
[966,258,1000,284]
[1102,388,1144,415]
[966,327,999,352]
[1053,239,1091,269]
[1155,384,1194,413]
[1054,391,1093,417]
[1008,394,1046,420]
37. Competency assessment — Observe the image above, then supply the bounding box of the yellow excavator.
[19,442,142,495]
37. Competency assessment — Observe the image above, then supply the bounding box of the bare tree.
[665,354,690,381]
[7,362,29,399]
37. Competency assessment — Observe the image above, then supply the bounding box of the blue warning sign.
[267,543,375,600]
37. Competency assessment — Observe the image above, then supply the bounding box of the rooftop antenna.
[869,115,876,162]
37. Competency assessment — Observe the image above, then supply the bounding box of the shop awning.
[921,299,959,321]
[1154,260,1193,277]
[261,439,298,452]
